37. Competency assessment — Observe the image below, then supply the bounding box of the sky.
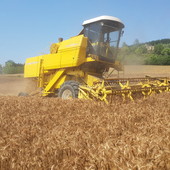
[0,0,170,65]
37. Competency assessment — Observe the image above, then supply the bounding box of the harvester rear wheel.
[58,81,79,99]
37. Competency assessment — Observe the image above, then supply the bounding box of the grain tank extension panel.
[24,56,43,78]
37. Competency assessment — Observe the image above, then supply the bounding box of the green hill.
[118,39,170,65]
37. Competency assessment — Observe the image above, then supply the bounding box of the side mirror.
[121,30,124,37]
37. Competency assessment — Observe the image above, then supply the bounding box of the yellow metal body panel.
[41,53,61,70]
[24,35,88,78]
[84,74,100,86]
[43,35,87,70]
[43,69,65,96]
[24,56,43,78]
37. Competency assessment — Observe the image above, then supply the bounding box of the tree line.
[118,38,170,65]
[0,60,24,74]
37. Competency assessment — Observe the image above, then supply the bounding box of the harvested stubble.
[0,94,170,170]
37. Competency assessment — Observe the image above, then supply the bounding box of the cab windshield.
[84,21,122,62]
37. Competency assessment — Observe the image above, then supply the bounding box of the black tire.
[58,81,79,99]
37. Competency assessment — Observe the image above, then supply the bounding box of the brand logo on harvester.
[26,61,39,65]
[65,43,79,48]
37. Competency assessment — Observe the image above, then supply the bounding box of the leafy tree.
[0,64,2,74]
[154,44,164,55]
[133,39,140,46]
[145,53,170,65]
[148,39,170,45]
[135,46,147,55]
[3,60,24,74]
[161,48,170,55]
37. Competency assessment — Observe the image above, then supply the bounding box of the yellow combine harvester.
[24,16,170,103]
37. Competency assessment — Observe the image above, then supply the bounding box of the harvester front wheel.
[58,81,79,99]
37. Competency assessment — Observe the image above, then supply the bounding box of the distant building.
[145,44,154,51]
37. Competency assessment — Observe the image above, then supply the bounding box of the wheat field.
[0,65,170,169]
[0,94,170,169]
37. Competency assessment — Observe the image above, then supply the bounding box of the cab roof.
[82,15,124,27]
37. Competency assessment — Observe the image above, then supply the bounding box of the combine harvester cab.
[24,16,170,103]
